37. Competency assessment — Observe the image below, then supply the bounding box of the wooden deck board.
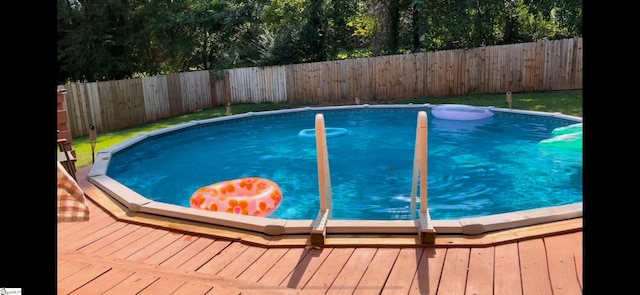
[59,249,308,295]
[282,248,333,289]
[519,238,553,294]
[126,231,185,262]
[466,246,495,295]
[572,233,583,290]
[237,248,291,282]
[326,247,377,295]
[160,235,216,268]
[302,248,354,293]
[57,219,95,235]
[170,282,214,294]
[409,247,446,295]
[196,242,251,275]
[136,277,185,294]
[216,245,268,278]
[58,216,583,295]
[205,286,241,295]
[57,264,111,294]
[101,272,159,295]
[65,221,128,251]
[143,233,200,265]
[545,233,583,295]
[108,228,171,259]
[569,231,583,287]
[494,242,523,295]
[90,225,155,256]
[68,268,134,295]
[57,260,90,281]
[178,240,232,271]
[258,247,310,286]
[352,248,400,295]
[431,248,470,295]
[75,223,143,254]
[381,247,424,295]
[57,213,117,242]
[56,166,584,294]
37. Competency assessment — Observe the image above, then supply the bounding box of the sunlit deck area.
[57,166,583,294]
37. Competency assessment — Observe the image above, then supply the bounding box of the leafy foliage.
[57,0,582,84]
[57,0,135,82]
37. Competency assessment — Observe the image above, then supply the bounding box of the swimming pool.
[88,104,583,236]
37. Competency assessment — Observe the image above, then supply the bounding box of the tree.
[57,0,135,83]
[346,1,379,51]
[255,0,305,65]
[299,0,330,62]
[57,0,582,83]
[326,0,358,54]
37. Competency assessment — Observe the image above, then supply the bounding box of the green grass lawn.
[67,90,582,169]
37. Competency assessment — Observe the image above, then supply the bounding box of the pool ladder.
[410,111,436,243]
[310,112,435,246]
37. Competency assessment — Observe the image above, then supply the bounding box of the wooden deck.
[57,167,583,294]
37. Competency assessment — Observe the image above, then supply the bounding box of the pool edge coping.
[79,166,583,247]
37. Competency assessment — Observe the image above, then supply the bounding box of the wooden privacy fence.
[58,37,582,137]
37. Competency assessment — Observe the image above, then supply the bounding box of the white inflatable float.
[539,123,583,149]
[298,127,349,138]
[431,104,494,120]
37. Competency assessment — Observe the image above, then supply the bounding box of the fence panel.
[230,67,253,103]
[572,38,583,90]
[95,81,113,132]
[506,43,523,92]
[58,38,583,137]
[63,83,89,135]
[210,70,230,105]
[543,41,558,91]
[425,51,439,96]
[180,71,212,112]
[372,56,389,100]
[141,75,169,122]
[165,73,183,117]
[259,65,287,103]
[129,79,146,127]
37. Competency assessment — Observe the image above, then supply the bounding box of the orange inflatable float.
[190,177,282,217]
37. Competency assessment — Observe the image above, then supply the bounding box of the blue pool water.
[107,107,582,220]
